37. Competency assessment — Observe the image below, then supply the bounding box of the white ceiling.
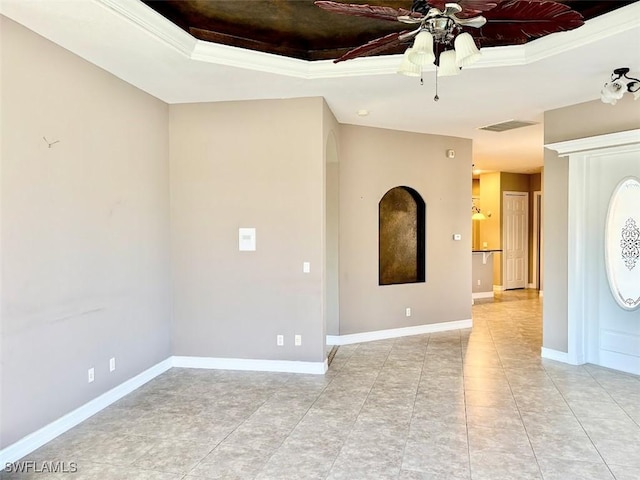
[2,0,639,174]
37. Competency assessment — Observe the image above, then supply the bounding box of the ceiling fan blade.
[333,30,413,63]
[480,0,584,43]
[442,3,463,16]
[457,0,499,10]
[314,1,422,22]
[452,14,487,28]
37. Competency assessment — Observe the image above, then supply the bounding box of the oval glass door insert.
[605,176,640,311]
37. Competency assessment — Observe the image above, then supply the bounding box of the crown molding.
[94,0,639,80]
[545,129,640,155]
[98,0,196,56]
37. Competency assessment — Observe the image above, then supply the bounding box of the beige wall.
[169,98,326,363]
[545,96,640,144]
[323,102,341,336]
[501,172,529,192]
[1,17,171,447]
[472,254,494,294]
[338,125,472,335]
[541,151,568,351]
[543,97,640,354]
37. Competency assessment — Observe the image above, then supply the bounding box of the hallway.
[7,291,640,480]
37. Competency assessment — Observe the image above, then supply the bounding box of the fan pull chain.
[434,67,439,102]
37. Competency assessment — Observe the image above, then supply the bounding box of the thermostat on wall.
[446,149,455,158]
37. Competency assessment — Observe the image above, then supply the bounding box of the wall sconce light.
[600,67,640,105]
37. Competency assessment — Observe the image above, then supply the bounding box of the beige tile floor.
[6,290,640,479]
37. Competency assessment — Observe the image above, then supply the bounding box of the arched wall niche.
[379,186,426,286]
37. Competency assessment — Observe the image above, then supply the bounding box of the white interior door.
[503,192,529,290]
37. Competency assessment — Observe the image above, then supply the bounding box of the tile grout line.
[546,364,630,479]
[180,370,318,478]
[320,342,395,479]
[460,325,474,480]
[251,348,357,480]
[398,334,431,476]
[582,367,640,428]
[485,296,547,480]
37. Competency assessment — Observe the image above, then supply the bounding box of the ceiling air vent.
[479,120,539,132]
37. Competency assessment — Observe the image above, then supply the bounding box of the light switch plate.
[303,262,310,273]
[453,234,462,241]
[239,228,256,251]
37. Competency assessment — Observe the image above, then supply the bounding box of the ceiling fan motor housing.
[424,16,459,44]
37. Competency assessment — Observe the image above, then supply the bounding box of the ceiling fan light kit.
[600,68,640,105]
[396,3,485,78]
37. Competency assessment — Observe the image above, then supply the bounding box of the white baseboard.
[541,347,572,364]
[326,319,473,346]
[472,292,494,299]
[527,283,536,289]
[0,358,172,466]
[171,356,328,375]
[0,353,329,465]
[598,351,640,376]
[538,290,544,297]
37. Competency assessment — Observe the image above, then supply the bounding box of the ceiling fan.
[315,0,585,75]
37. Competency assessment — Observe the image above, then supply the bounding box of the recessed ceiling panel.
[140,0,638,61]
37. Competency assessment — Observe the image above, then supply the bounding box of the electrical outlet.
[295,334,302,346]
[109,357,116,372]
[88,368,95,383]
[406,307,411,317]
[303,262,310,273]
[277,335,284,346]
[477,280,481,286]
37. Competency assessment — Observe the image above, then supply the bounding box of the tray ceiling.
[141,1,637,61]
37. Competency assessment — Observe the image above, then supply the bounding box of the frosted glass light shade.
[600,80,626,105]
[437,50,460,77]
[454,32,481,67]
[408,31,435,66]
[398,48,421,77]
